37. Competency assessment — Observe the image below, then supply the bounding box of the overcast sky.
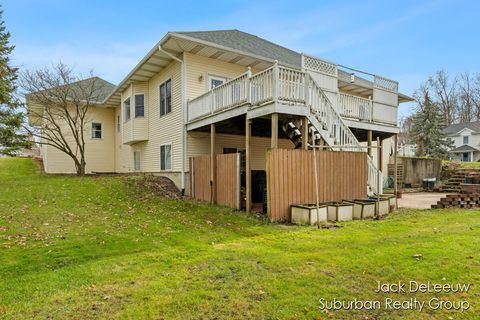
[4,0,480,118]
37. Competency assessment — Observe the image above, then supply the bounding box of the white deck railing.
[338,93,372,122]
[188,71,250,121]
[187,63,383,194]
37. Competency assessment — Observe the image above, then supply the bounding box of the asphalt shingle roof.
[450,145,479,153]
[176,29,302,67]
[443,122,480,134]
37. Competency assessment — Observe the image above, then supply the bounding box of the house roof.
[26,76,115,104]
[450,145,479,153]
[26,76,115,126]
[443,121,480,135]
[103,29,413,105]
[176,30,302,68]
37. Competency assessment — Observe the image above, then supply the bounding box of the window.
[463,136,469,144]
[123,97,131,121]
[160,79,172,116]
[117,115,120,132]
[133,151,141,171]
[160,144,172,170]
[209,75,228,89]
[91,122,102,139]
[135,94,144,118]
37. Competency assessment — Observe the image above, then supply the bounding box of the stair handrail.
[306,73,364,152]
[305,72,382,194]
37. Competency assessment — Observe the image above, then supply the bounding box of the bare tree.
[427,70,457,125]
[457,72,479,123]
[21,63,107,175]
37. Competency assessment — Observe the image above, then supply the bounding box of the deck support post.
[379,138,384,173]
[367,130,372,157]
[245,117,252,212]
[394,134,398,207]
[376,136,381,219]
[210,124,216,204]
[271,113,278,149]
[302,117,309,150]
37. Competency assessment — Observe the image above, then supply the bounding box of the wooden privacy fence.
[266,149,367,222]
[190,153,240,209]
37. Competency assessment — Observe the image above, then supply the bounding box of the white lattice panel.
[302,55,337,76]
[374,75,398,92]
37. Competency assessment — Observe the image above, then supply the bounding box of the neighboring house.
[27,29,412,203]
[443,122,480,162]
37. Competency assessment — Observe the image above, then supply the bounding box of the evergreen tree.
[0,7,31,156]
[411,92,453,159]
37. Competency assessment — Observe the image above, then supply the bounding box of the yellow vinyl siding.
[187,132,295,171]
[143,60,182,172]
[114,106,132,172]
[185,52,255,100]
[43,106,115,173]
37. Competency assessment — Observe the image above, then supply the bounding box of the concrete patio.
[398,192,448,209]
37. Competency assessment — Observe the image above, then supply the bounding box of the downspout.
[158,46,187,195]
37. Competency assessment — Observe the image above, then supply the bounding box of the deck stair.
[281,120,324,149]
[187,62,383,194]
[440,168,480,192]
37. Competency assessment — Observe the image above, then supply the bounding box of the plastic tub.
[344,200,376,219]
[326,202,353,221]
[291,204,328,225]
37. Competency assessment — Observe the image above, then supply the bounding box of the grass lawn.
[0,158,479,319]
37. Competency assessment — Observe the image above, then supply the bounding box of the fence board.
[190,154,240,209]
[266,149,367,222]
[216,153,240,209]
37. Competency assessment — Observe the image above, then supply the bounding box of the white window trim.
[133,151,141,171]
[134,93,145,118]
[160,143,172,171]
[123,97,131,123]
[207,74,229,90]
[159,79,172,117]
[91,122,103,140]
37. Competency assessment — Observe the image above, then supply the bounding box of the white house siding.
[447,129,480,162]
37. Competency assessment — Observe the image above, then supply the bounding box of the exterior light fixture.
[350,73,355,83]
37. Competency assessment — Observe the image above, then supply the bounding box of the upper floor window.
[91,122,102,139]
[463,136,469,144]
[123,97,131,122]
[160,79,172,116]
[135,94,144,118]
[160,144,172,170]
[117,115,120,132]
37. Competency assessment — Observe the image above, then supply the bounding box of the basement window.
[135,94,144,118]
[160,79,172,116]
[91,122,102,139]
[160,144,172,170]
